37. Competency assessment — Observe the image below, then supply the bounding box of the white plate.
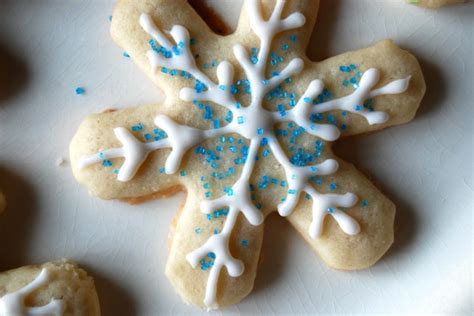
[0,0,472,314]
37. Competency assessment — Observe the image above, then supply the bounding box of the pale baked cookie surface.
[70,0,425,310]
[0,260,101,316]
[407,0,465,8]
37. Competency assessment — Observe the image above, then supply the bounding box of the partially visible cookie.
[407,0,465,8]
[0,260,101,316]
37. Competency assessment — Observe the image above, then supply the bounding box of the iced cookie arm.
[234,0,320,56]
[70,104,183,200]
[166,192,265,309]
[286,158,395,270]
[111,0,225,96]
[304,40,425,137]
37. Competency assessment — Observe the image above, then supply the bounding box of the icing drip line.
[77,0,412,309]
[0,268,65,316]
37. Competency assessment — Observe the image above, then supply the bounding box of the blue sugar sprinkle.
[329,183,337,191]
[362,199,369,207]
[200,252,216,271]
[316,176,322,185]
[98,152,105,159]
[195,227,203,234]
[108,15,113,21]
[355,105,362,112]
[144,133,152,141]
[159,167,165,173]
[102,160,112,167]
[75,87,85,95]
[180,170,187,176]
[122,51,130,58]
[339,65,351,73]
[195,80,207,93]
[327,114,337,125]
[113,169,119,174]
[218,85,226,91]
[237,116,245,124]
[280,180,287,187]
[208,252,216,259]
[289,35,298,42]
[213,229,219,234]
[241,240,249,248]
[327,207,335,213]
[281,44,289,51]
[131,123,144,132]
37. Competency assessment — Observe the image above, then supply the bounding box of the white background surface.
[0,0,472,315]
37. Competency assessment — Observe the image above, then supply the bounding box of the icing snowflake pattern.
[78,0,410,309]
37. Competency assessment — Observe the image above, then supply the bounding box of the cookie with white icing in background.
[0,260,101,315]
[70,0,425,310]
[407,0,466,8]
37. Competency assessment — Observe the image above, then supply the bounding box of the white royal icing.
[78,0,412,309]
[0,268,65,316]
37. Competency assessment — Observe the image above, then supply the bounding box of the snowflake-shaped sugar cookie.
[70,0,425,310]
